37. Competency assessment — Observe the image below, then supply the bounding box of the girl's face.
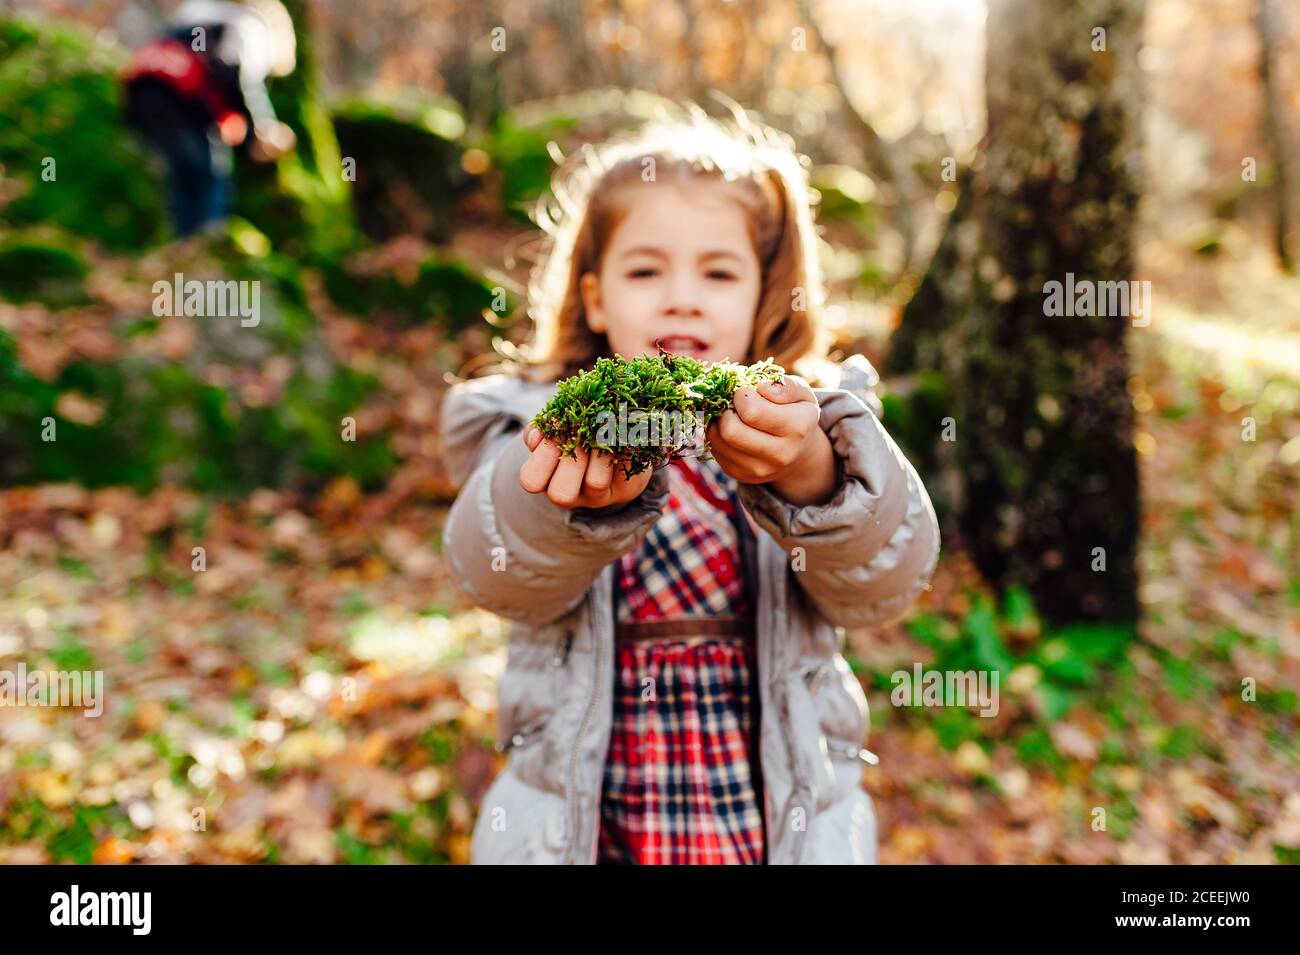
[580,179,762,365]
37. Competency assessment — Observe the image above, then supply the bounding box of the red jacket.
[121,38,244,141]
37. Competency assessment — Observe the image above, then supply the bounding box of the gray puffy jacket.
[439,355,940,864]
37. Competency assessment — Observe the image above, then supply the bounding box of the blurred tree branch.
[552,0,596,90]
[793,0,921,273]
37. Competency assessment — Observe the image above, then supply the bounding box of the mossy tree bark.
[237,0,355,262]
[892,0,1145,624]
[270,0,341,181]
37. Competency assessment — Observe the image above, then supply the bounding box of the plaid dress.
[597,451,767,865]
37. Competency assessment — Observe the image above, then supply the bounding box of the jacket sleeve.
[439,379,671,626]
[735,361,940,629]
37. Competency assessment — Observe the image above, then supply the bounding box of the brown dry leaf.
[1050,722,1099,762]
[92,835,136,864]
[54,391,106,426]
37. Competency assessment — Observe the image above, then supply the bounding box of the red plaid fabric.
[614,451,755,621]
[598,454,766,864]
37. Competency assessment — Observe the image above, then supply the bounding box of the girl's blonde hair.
[481,103,837,386]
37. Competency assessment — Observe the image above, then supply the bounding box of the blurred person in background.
[121,0,298,236]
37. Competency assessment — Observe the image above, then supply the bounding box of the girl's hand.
[519,425,654,510]
[706,376,841,507]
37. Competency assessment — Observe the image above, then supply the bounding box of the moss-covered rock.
[322,253,508,332]
[332,98,470,243]
[0,227,91,308]
[477,113,580,222]
[0,230,396,495]
[0,19,167,250]
[0,337,393,493]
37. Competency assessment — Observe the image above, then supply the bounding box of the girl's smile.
[654,333,710,358]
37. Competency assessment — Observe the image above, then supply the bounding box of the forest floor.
[0,243,1296,864]
[862,245,1299,862]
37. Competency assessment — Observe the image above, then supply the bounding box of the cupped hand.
[705,376,823,482]
[518,425,653,509]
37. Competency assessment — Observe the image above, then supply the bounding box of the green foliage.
[332,98,470,242]
[0,228,90,307]
[930,706,982,750]
[477,113,579,221]
[1158,652,1215,700]
[0,241,398,494]
[385,797,453,865]
[49,633,95,673]
[809,164,877,232]
[879,370,952,517]
[1159,724,1203,759]
[267,1,340,182]
[0,337,387,494]
[322,254,504,331]
[231,146,361,267]
[530,350,786,477]
[962,599,1018,674]
[148,731,194,788]
[421,725,458,766]
[1258,687,1298,715]
[1015,727,1065,772]
[1001,586,1037,635]
[47,805,106,864]
[906,586,1134,728]
[336,828,387,864]
[244,1,358,265]
[1274,844,1300,864]
[0,19,167,250]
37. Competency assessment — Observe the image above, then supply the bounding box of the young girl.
[439,109,939,865]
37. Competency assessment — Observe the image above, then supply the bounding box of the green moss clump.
[530,349,785,478]
[0,228,90,308]
[0,19,167,250]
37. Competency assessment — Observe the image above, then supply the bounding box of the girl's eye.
[706,271,737,281]
[627,268,659,279]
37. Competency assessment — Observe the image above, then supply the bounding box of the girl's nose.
[664,272,703,316]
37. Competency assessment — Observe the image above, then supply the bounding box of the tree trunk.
[441,0,504,135]
[1256,0,1295,273]
[895,0,1145,625]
